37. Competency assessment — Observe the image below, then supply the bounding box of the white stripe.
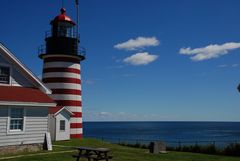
[70,128,83,134]
[67,106,82,112]
[70,118,83,123]
[45,83,81,90]
[43,72,81,79]
[50,94,82,101]
[44,62,80,69]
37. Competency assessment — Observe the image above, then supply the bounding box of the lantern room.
[38,8,85,61]
[50,8,76,38]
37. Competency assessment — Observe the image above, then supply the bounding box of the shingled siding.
[0,106,48,147]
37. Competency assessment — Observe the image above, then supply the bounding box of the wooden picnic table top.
[73,146,112,161]
[76,146,111,152]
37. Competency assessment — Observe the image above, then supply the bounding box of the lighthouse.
[39,8,85,138]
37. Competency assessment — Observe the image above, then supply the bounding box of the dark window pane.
[60,120,65,131]
[0,66,10,84]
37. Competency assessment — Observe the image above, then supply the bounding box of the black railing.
[38,45,86,58]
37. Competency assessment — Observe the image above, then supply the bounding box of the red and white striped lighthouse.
[39,8,85,138]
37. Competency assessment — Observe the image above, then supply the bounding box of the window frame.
[59,120,66,132]
[0,63,11,85]
[7,107,26,135]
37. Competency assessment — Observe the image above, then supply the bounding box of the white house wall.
[0,106,48,147]
[0,54,34,87]
[48,114,56,141]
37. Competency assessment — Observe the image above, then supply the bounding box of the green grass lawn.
[0,138,239,161]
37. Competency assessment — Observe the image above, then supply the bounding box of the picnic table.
[73,146,113,161]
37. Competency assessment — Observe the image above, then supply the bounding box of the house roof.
[0,86,56,106]
[0,42,52,94]
[49,106,74,116]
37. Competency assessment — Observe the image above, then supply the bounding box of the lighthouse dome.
[50,8,76,25]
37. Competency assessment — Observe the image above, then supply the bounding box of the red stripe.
[70,134,83,138]
[44,57,80,63]
[56,100,82,106]
[43,68,80,74]
[70,123,83,128]
[72,112,82,117]
[43,77,81,84]
[52,89,81,95]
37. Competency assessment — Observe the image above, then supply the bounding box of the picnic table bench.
[73,146,113,161]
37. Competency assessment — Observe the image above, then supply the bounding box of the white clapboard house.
[0,43,56,152]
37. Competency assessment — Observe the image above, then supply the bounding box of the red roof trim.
[0,86,55,104]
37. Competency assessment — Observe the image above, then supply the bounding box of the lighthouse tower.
[39,8,85,138]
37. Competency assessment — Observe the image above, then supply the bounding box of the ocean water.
[83,122,240,147]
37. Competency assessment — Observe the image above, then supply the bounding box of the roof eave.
[54,106,74,116]
[0,101,56,107]
[0,43,52,94]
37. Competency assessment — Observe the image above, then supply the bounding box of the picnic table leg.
[76,149,83,161]
[76,155,80,161]
[86,150,92,161]
[94,152,100,161]
[104,152,108,161]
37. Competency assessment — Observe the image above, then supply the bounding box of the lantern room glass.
[52,22,75,38]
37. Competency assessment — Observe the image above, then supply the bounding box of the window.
[0,66,10,84]
[9,108,24,131]
[57,22,74,37]
[60,120,65,131]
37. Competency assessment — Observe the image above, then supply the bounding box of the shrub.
[223,143,240,156]
[119,141,240,157]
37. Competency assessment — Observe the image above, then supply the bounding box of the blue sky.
[1,0,240,121]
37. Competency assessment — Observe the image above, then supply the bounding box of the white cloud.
[232,64,239,67]
[114,37,159,50]
[107,65,125,69]
[84,110,173,121]
[122,74,135,77]
[217,64,228,68]
[98,112,112,117]
[217,64,239,68]
[179,42,240,61]
[85,80,95,85]
[123,52,158,65]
